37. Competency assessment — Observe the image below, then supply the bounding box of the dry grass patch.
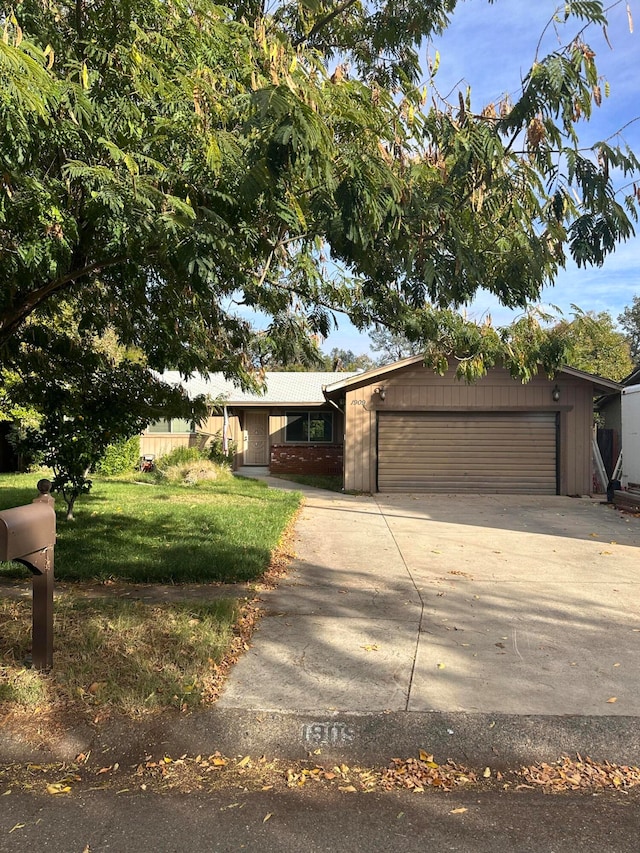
[0,594,241,722]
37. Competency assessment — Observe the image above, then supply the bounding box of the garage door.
[377,412,557,494]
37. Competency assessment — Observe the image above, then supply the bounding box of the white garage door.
[377,412,557,494]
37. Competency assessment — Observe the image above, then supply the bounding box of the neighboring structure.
[621,380,640,488]
[597,365,640,484]
[141,371,357,475]
[142,359,621,494]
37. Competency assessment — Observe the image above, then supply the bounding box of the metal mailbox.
[0,481,56,671]
[0,502,56,565]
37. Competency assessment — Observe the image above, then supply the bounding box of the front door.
[244,411,269,465]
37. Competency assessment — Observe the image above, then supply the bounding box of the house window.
[285,411,333,443]
[147,418,194,434]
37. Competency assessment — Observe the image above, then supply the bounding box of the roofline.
[226,400,334,408]
[322,357,623,396]
[557,365,622,393]
[323,354,424,394]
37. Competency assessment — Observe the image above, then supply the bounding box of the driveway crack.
[375,498,426,712]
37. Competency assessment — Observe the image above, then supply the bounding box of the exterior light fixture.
[374,387,386,401]
[552,384,561,402]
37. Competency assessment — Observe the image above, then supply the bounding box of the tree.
[7,321,207,519]
[369,326,422,365]
[618,296,640,367]
[554,310,634,381]
[324,348,374,372]
[1,0,638,391]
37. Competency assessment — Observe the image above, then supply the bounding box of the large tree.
[369,326,423,365]
[554,309,634,381]
[618,296,640,367]
[1,0,638,387]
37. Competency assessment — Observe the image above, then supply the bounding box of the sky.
[322,0,640,354]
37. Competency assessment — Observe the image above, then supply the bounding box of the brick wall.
[270,444,343,475]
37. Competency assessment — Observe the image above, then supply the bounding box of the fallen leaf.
[361,644,378,652]
[263,813,272,823]
[614,663,621,667]
[9,824,25,834]
[47,782,71,795]
[437,662,446,669]
[483,767,491,778]
[607,697,618,703]
[237,755,251,768]
[338,785,357,792]
[450,807,468,814]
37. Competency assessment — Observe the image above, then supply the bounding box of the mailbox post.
[0,480,56,670]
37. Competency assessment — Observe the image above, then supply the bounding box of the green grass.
[0,472,301,583]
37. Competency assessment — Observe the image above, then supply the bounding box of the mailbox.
[0,502,56,567]
[0,482,56,671]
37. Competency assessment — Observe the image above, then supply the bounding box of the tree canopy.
[554,309,633,381]
[1,0,639,388]
[618,296,640,367]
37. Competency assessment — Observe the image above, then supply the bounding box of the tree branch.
[0,256,128,345]
[293,0,360,48]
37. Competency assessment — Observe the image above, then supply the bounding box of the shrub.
[96,435,140,476]
[154,446,206,473]
[208,432,235,466]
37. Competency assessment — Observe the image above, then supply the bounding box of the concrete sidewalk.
[211,477,640,765]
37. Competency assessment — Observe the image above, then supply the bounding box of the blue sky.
[323,0,640,354]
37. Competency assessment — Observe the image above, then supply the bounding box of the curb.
[4,710,640,770]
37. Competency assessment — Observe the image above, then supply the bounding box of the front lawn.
[0,472,301,583]
[0,471,300,726]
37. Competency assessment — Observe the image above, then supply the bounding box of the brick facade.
[270,444,343,475]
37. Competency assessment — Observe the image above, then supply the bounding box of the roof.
[160,370,360,406]
[323,356,623,396]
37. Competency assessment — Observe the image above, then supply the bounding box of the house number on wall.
[351,399,366,406]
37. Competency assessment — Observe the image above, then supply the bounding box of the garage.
[323,357,622,495]
[377,411,558,494]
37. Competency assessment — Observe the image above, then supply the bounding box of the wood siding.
[142,407,344,471]
[343,364,595,494]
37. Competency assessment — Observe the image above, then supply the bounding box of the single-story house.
[141,371,357,475]
[142,358,621,494]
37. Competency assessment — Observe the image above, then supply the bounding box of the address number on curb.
[302,722,356,746]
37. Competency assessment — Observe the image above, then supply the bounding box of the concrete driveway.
[216,484,640,762]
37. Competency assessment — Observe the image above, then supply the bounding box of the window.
[285,411,333,443]
[147,418,194,434]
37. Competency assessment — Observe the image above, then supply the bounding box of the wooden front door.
[244,411,269,465]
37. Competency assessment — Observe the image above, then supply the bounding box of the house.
[143,359,621,494]
[141,371,358,475]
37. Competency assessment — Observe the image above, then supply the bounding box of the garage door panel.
[378,412,557,494]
